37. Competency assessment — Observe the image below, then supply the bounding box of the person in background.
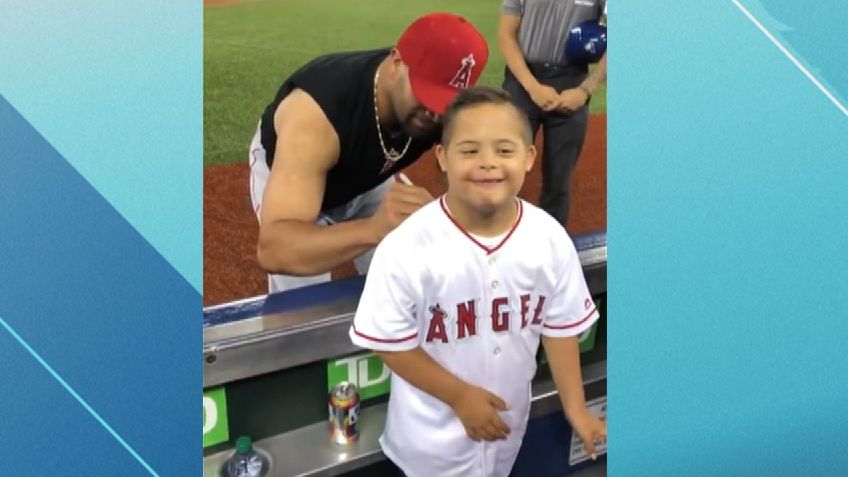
[498,0,607,228]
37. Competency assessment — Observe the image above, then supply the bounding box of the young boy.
[349,86,606,477]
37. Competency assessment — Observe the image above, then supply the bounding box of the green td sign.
[327,352,392,401]
[203,387,229,448]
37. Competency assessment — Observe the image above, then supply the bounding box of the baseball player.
[250,13,489,293]
[349,86,606,477]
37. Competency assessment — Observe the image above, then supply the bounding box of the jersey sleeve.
[542,236,599,338]
[502,0,523,16]
[349,233,421,352]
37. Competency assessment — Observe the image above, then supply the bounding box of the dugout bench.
[202,231,608,477]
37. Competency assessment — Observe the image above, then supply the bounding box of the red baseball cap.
[396,12,489,115]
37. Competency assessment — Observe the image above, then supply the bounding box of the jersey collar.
[439,195,523,255]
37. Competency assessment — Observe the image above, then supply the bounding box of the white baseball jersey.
[349,196,598,477]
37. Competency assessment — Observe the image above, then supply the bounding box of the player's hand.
[557,88,589,113]
[567,407,606,460]
[451,385,511,442]
[528,83,561,112]
[368,181,433,239]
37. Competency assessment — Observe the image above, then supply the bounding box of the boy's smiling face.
[436,103,535,217]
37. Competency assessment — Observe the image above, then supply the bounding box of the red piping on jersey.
[543,306,598,330]
[352,322,418,343]
[439,195,523,255]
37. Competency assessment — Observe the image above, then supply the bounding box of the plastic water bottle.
[225,436,266,477]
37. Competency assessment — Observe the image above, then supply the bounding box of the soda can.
[328,381,360,446]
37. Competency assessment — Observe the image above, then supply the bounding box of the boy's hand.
[568,407,607,459]
[451,385,511,442]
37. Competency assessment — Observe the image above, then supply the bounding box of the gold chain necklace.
[374,69,411,165]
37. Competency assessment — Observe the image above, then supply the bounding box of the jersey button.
[491,280,499,289]
[493,346,501,355]
[488,256,497,265]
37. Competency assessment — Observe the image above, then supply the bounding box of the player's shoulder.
[298,48,388,77]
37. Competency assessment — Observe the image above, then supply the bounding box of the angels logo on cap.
[397,12,489,114]
[449,54,476,89]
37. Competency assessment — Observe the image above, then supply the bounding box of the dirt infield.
[204,115,606,306]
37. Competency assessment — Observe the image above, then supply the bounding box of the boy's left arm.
[542,335,607,459]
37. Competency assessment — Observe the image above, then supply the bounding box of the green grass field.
[204,0,606,166]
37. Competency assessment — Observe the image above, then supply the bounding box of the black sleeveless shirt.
[260,48,439,212]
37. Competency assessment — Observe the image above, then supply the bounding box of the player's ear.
[435,144,448,172]
[525,144,537,172]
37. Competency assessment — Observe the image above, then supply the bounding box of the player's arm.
[256,89,381,276]
[497,8,559,111]
[375,348,511,442]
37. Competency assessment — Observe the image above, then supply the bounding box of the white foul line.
[731,0,848,117]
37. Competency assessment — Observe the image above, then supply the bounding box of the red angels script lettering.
[491,297,509,332]
[457,300,477,339]
[530,296,547,325]
[426,304,449,343]
[520,294,531,329]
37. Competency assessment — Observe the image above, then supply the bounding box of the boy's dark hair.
[439,86,533,145]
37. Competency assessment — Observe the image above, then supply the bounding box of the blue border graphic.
[0,1,201,474]
[610,1,847,475]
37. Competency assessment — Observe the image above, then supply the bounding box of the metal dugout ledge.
[203,231,607,477]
